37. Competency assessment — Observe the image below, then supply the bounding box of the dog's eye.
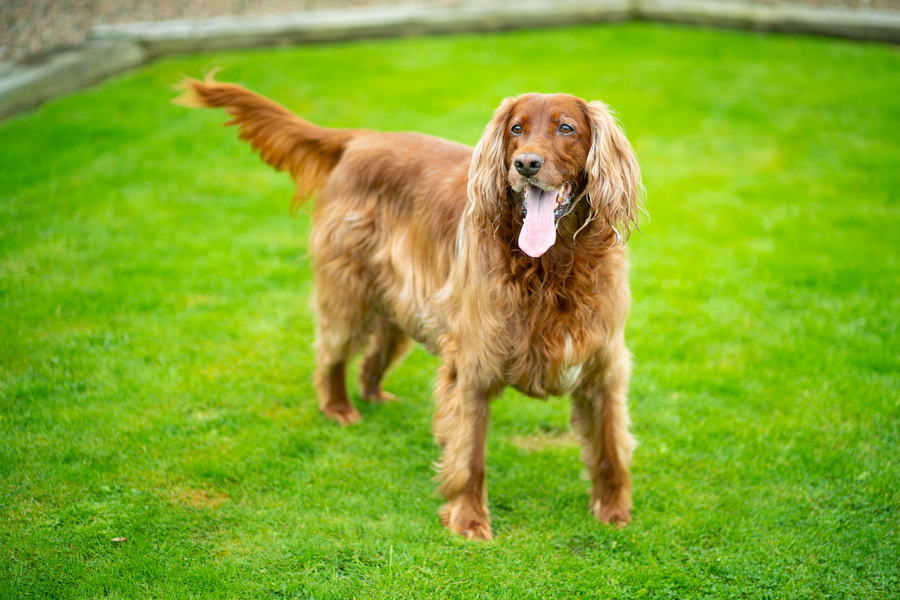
[510,124,523,136]
[559,124,575,135]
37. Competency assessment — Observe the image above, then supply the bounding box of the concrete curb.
[0,40,146,120]
[87,1,631,59]
[2,0,899,121]
[640,0,900,43]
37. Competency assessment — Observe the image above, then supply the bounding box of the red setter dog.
[177,77,644,539]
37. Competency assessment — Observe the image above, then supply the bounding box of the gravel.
[0,0,457,61]
[2,0,899,62]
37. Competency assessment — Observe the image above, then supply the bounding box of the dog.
[176,76,644,539]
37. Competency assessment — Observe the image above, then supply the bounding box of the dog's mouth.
[518,182,574,258]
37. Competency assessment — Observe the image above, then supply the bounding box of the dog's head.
[467,93,643,257]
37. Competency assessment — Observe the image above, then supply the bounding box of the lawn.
[1,21,898,599]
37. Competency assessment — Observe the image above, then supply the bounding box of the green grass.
[1,22,898,599]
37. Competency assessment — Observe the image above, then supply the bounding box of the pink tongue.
[518,185,558,258]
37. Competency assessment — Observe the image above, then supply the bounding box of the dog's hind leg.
[313,316,364,425]
[311,273,372,425]
[571,337,636,526]
[358,315,412,402]
[314,354,359,425]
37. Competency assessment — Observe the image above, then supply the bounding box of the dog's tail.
[174,74,368,207]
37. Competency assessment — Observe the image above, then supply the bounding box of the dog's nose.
[514,153,543,177]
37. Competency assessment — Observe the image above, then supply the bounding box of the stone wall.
[3,0,899,63]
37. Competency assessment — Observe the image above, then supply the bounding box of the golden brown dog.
[177,76,644,539]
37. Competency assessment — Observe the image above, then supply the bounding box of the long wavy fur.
[180,79,645,540]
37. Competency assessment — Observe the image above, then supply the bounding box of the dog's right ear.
[466,97,517,231]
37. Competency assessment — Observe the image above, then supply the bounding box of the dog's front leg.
[571,340,636,526]
[432,360,496,540]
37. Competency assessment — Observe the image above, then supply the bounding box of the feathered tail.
[174,74,368,206]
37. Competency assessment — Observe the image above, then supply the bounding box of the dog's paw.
[592,499,632,527]
[439,502,494,540]
[361,388,398,403]
[322,404,362,425]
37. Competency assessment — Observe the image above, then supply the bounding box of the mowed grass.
[1,22,898,599]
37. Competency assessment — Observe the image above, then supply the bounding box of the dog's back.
[310,130,471,348]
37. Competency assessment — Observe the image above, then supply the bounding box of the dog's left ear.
[467,96,517,231]
[582,101,644,243]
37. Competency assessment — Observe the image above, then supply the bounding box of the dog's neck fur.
[498,187,621,300]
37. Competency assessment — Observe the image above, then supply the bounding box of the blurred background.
[2,0,899,62]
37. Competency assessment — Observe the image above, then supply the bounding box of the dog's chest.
[507,327,594,399]
[554,335,585,393]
